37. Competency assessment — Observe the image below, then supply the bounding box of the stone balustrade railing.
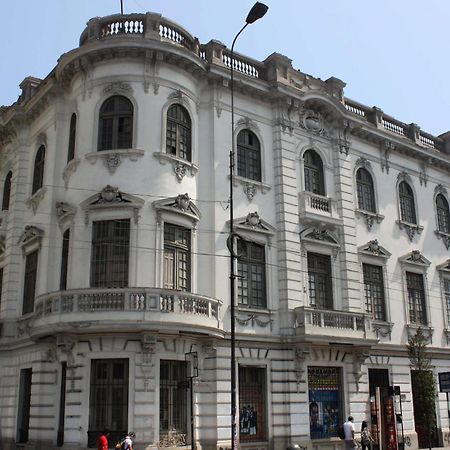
[34,287,221,320]
[74,13,446,153]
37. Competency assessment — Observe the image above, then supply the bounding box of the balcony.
[26,287,223,339]
[294,306,378,345]
[298,191,342,227]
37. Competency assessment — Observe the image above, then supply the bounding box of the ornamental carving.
[62,158,80,187]
[358,239,391,258]
[399,250,431,267]
[396,220,424,242]
[435,230,450,250]
[355,157,372,170]
[104,153,121,174]
[18,225,44,249]
[103,81,133,94]
[235,313,273,330]
[174,162,187,181]
[175,193,191,212]
[435,184,448,197]
[300,109,327,136]
[26,187,47,214]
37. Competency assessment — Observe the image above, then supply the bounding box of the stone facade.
[1,11,450,450]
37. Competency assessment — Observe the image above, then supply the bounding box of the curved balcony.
[294,306,378,345]
[30,287,223,339]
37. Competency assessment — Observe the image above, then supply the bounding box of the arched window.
[237,129,261,181]
[2,171,12,211]
[436,194,450,233]
[166,104,192,161]
[67,113,77,162]
[303,150,325,195]
[98,96,133,151]
[399,181,417,224]
[356,168,376,212]
[32,145,45,195]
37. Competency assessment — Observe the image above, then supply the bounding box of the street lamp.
[227,3,268,450]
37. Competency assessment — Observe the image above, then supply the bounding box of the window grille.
[98,96,133,151]
[239,366,267,442]
[60,229,70,290]
[237,129,261,182]
[308,366,342,439]
[399,181,417,224]
[88,359,128,448]
[363,263,386,321]
[237,240,266,308]
[90,219,130,288]
[406,271,427,325]
[356,168,376,212]
[166,104,191,161]
[304,150,325,195]
[307,252,333,309]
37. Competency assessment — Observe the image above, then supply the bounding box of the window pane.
[2,171,12,211]
[237,130,261,181]
[32,146,45,194]
[304,150,324,195]
[23,250,38,315]
[406,272,426,325]
[166,105,191,161]
[363,263,386,321]
[68,113,77,162]
[307,253,333,309]
[164,223,191,291]
[60,229,70,290]
[399,182,417,224]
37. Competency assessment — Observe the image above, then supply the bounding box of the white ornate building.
[1,11,450,450]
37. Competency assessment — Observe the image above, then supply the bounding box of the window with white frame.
[23,250,38,315]
[304,150,325,195]
[406,271,427,325]
[399,181,417,224]
[356,167,376,213]
[237,129,261,182]
[436,193,450,234]
[32,145,45,195]
[363,263,386,321]
[307,252,333,309]
[166,104,191,161]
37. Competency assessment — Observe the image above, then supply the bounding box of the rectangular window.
[90,219,130,288]
[163,223,191,291]
[308,366,342,440]
[88,359,129,448]
[237,241,266,308]
[160,360,188,438]
[23,250,38,315]
[60,229,70,290]
[444,279,450,326]
[406,272,427,325]
[363,263,386,321]
[239,366,267,442]
[307,253,333,309]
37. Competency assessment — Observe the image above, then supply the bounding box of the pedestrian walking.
[96,429,110,450]
[361,420,373,450]
[343,416,357,450]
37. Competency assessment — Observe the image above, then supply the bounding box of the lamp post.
[227,4,268,450]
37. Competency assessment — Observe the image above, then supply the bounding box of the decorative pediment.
[399,250,431,267]
[358,239,391,259]
[153,193,201,224]
[80,185,144,224]
[437,259,450,274]
[231,212,276,237]
[18,225,44,253]
[300,228,340,247]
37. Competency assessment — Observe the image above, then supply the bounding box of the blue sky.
[1,0,449,136]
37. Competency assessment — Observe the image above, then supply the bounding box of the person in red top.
[96,429,110,450]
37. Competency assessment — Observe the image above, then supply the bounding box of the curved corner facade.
[1,11,450,450]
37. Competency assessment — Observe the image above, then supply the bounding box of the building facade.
[1,11,450,450]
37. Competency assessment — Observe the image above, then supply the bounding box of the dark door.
[57,362,67,446]
[17,368,32,443]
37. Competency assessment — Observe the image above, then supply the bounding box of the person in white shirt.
[124,432,135,450]
[343,416,357,450]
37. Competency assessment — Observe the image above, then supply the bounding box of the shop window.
[166,104,191,161]
[304,150,325,195]
[399,181,417,224]
[90,219,130,288]
[237,240,266,308]
[98,96,133,151]
[60,229,70,290]
[88,359,128,447]
[308,366,342,439]
[67,113,77,162]
[237,129,261,182]
[32,145,45,194]
[163,223,191,291]
[22,250,38,315]
[307,252,333,309]
[363,263,386,321]
[356,168,376,213]
[160,360,188,440]
[406,271,427,325]
[2,171,12,210]
[239,366,267,442]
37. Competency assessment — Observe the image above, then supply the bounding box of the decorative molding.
[355,157,372,170]
[437,259,450,274]
[406,324,433,343]
[56,201,76,231]
[80,185,145,225]
[25,187,47,214]
[399,250,431,267]
[167,89,191,109]
[235,312,273,330]
[435,230,450,250]
[419,157,432,187]
[85,149,144,174]
[231,175,271,201]
[396,220,424,242]
[300,228,340,248]
[153,194,201,225]
[372,321,393,339]
[379,141,394,173]
[231,212,276,238]
[355,209,384,231]
[18,225,44,254]
[103,81,133,95]
[353,350,370,391]
[236,116,260,133]
[397,171,413,185]
[299,108,328,137]
[294,345,310,387]
[153,152,198,181]
[358,239,391,259]
[435,184,448,197]
[62,158,81,188]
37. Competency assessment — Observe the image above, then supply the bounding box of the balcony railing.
[298,191,341,225]
[294,306,378,344]
[30,287,222,337]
